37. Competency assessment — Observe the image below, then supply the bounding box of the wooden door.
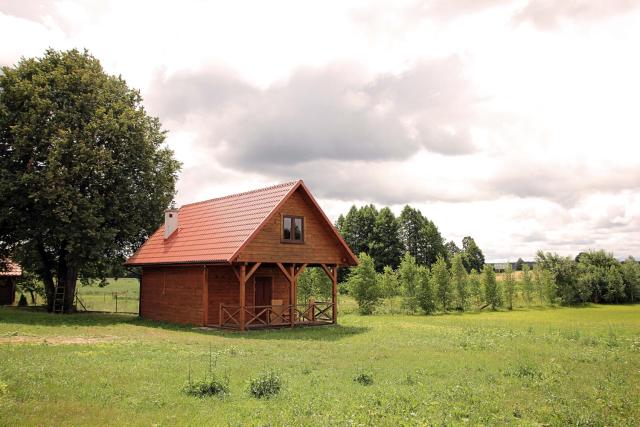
[254,277,272,321]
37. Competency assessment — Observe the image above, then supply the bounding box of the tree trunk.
[56,249,77,314]
[63,266,78,313]
[36,243,56,312]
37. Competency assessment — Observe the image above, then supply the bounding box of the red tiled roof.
[126,181,301,265]
[0,260,22,277]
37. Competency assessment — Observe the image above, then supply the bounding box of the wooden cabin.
[125,180,358,330]
[0,260,22,305]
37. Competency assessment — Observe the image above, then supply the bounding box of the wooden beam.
[293,263,308,280]
[276,262,293,283]
[231,265,240,283]
[202,265,209,326]
[331,265,338,324]
[319,263,333,280]
[289,264,295,327]
[239,264,246,331]
[245,262,262,282]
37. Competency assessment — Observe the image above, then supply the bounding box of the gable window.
[282,215,304,243]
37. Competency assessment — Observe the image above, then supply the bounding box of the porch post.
[289,264,296,327]
[332,265,338,324]
[202,265,208,326]
[239,264,246,331]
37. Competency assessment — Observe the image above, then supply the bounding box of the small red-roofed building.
[125,180,357,330]
[0,260,22,305]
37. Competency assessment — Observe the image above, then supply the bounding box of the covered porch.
[207,262,339,331]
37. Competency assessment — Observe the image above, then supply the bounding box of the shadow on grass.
[0,307,368,341]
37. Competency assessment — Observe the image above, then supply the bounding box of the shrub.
[17,294,28,307]
[353,370,374,386]
[248,370,283,398]
[184,375,229,398]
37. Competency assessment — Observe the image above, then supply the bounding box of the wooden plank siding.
[236,187,349,265]
[140,266,204,325]
[141,264,292,326]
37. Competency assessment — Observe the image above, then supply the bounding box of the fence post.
[115,293,118,313]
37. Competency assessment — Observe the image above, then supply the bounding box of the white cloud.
[2,0,640,261]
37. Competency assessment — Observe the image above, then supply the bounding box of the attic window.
[282,215,303,243]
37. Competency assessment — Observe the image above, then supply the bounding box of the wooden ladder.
[53,286,65,314]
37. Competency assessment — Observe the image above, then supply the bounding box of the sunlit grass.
[0,304,638,425]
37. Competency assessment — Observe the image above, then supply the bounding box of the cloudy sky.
[2,0,640,261]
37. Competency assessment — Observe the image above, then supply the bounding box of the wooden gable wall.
[236,187,349,265]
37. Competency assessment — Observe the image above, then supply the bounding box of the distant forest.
[335,204,485,273]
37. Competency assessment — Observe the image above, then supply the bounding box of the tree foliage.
[431,255,452,311]
[0,49,180,312]
[369,207,403,271]
[416,265,435,314]
[482,264,501,310]
[503,262,516,310]
[621,257,640,303]
[377,266,400,299]
[521,264,533,305]
[398,252,419,312]
[468,269,483,308]
[297,267,331,304]
[450,253,468,310]
[462,236,485,273]
[347,253,381,315]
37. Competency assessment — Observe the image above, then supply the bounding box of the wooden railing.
[219,302,335,329]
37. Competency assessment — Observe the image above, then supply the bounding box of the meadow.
[1,300,639,426]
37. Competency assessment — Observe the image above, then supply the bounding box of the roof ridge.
[180,180,301,208]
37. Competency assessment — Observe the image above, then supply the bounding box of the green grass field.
[1,304,639,425]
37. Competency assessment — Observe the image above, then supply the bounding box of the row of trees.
[536,250,640,304]
[335,205,485,272]
[345,250,640,315]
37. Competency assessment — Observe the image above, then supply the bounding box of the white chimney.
[164,208,179,239]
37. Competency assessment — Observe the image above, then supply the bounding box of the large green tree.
[369,207,403,271]
[462,236,485,272]
[420,219,446,267]
[398,206,425,262]
[336,204,377,256]
[0,49,180,312]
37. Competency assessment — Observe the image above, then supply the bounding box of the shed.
[125,180,358,330]
[0,260,22,305]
